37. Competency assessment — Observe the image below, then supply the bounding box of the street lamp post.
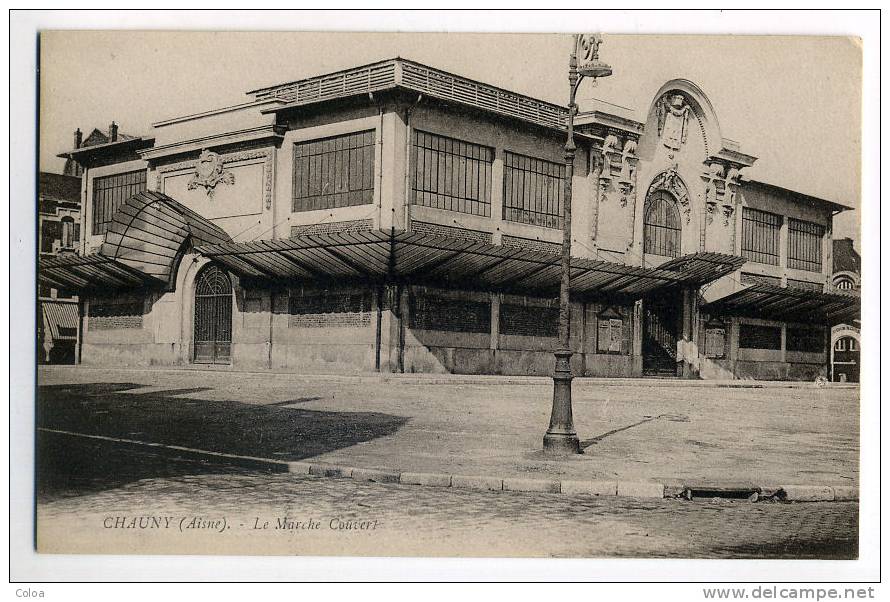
[543,34,612,456]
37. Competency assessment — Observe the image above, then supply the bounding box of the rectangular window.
[788,218,825,272]
[503,152,566,230]
[293,130,376,212]
[500,304,558,338]
[410,292,491,333]
[741,208,782,266]
[92,170,147,235]
[786,325,825,353]
[412,130,493,217]
[738,323,782,350]
[40,220,62,253]
[287,289,372,328]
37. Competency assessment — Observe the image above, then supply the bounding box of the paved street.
[37,432,857,558]
[38,366,859,485]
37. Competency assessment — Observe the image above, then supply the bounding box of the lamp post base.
[543,432,581,455]
[543,349,582,456]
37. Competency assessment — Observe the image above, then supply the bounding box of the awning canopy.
[100,190,232,286]
[38,191,234,292]
[41,301,79,341]
[196,231,732,299]
[38,253,164,292]
[656,252,747,286]
[702,283,860,324]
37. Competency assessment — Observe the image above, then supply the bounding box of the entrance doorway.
[831,335,859,383]
[193,264,232,364]
[643,292,679,376]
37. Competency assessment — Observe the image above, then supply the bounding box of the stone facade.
[56,59,854,380]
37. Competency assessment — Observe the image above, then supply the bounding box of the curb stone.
[780,485,835,502]
[452,475,504,491]
[400,472,452,487]
[503,478,560,493]
[38,428,859,502]
[559,480,618,496]
[617,481,666,499]
[350,468,401,484]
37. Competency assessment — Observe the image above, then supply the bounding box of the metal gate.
[193,264,232,364]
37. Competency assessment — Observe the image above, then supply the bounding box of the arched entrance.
[641,186,684,376]
[193,264,233,364]
[831,334,860,383]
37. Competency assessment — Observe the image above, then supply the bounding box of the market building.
[41,58,860,379]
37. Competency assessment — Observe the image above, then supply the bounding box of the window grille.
[92,170,147,235]
[738,323,782,350]
[788,218,825,272]
[293,130,376,212]
[741,208,782,266]
[412,130,493,217]
[503,151,565,229]
[643,190,681,257]
[786,325,825,353]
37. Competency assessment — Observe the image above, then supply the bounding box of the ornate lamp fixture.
[543,33,613,456]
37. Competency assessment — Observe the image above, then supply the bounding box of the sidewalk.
[37,366,859,494]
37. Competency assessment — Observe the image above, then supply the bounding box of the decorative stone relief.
[618,139,637,208]
[155,148,274,209]
[188,150,235,198]
[721,203,735,227]
[656,93,691,154]
[648,164,691,224]
[599,134,619,203]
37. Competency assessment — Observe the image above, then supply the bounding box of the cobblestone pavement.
[36,434,858,559]
[37,366,860,486]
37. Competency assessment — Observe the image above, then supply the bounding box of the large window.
[503,152,565,229]
[92,170,147,235]
[412,131,493,217]
[741,208,782,266]
[788,218,825,272]
[738,323,782,350]
[643,190,681,257]
[786,325,825,353]
[293,130,376,212]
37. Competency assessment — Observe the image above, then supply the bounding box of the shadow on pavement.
[37,382,409,499]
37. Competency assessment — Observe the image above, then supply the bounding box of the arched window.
[644,190,682,257]
[60,216,75,248]
[835,276,855,291]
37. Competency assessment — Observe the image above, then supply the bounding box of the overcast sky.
[39,31,861,242]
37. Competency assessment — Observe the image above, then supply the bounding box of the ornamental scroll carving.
[702,162,741,226]
[155,148,274,209]
[188,150,235,198]
[647,165,691,224]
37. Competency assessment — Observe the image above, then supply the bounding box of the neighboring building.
[42,58,859,379]
[830,238,861,382]
[37,171,82,363]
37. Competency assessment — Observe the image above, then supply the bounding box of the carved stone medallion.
[188,150,235,198]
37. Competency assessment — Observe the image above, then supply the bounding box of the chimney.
[109,121,118,142]
[74,128,82,149]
